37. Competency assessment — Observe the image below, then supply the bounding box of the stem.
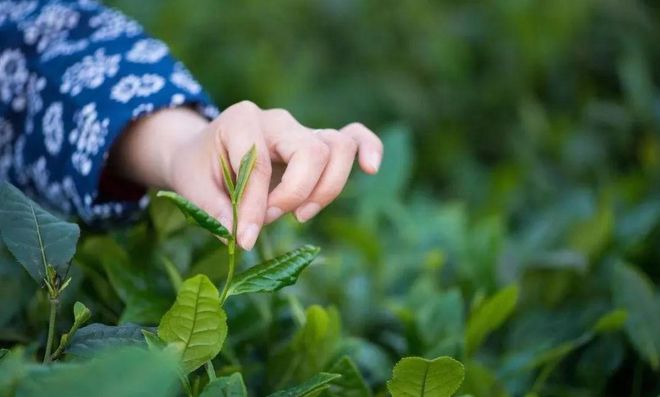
[50,319,83,361]
[179,373,193,397]
[219,202,239,305]
[205,360,216,381]
[50,335,66,361]
[43,298,58,364]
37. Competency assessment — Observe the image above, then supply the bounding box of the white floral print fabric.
[60,48,120,95]
[0,0,215,225]
[110,73,164,103]
[126,38,168,64]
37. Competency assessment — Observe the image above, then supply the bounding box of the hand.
[109,101,383,250]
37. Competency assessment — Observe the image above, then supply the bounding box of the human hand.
[109,101,383,250]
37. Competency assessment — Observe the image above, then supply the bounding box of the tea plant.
[0,148,467,397]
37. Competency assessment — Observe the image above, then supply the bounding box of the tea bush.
[2,0,660,396]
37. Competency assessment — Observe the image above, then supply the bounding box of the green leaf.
[156,191,230,238]
[0,181,80,283]
[66,323,153,359]
[326,356,371,397]
[220,154,235,196]
[229,245,320,296]
[57,301,93,354]
[149,192,187,237]
[120,293,171,326]
[568,199,613,258]
[0,246,35,327]
[0,349,8,360]
[234,145,257,204]
[82,237,170,325]
[460,360,510,397]
[268,373,341,397]
[612,263,660,369]
[142,329,167,350]
[158,274,228,374]
[73,301,91,326]
[161,255,183,292]
[592,309,628,334]
[465,284,518,356]
[268,306,341,387]
[199,372,247,397]
[415,288,464,356]
[16,347,180,397]
[387,356,465,397]
[0,349,30,391]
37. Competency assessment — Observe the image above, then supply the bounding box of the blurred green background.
[109,0,660,219]
[100,0,660,395]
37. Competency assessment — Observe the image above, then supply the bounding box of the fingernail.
[368,151,381,173]
[295,203,321,223]
[239,223,259,251]
[266,207,283,223]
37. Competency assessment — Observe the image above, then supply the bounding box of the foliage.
[3,0,660,395]
[157,274,227,374]
[387,356,465,397]
[0,148,461,396]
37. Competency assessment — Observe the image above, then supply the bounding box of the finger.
[185,185,234,233]
[340,122,383,174]
[219,101,271,250]
[169,130,234,240]
[266,133,330,223]
[292,130,358,222]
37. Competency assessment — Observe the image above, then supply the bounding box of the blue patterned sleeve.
[0,0,219,225]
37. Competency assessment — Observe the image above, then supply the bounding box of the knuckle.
[346,122,367,132]
[286,185,310,203]
[267,108,294,124]
[309,139,330,162]
[232,100,259,114]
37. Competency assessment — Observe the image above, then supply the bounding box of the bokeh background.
[93,0,660,395]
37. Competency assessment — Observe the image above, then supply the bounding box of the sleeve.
[0,0,220,226]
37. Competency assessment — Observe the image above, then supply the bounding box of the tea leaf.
[161,255,183,292]
[465,284,518,356]
[387,356,465,397]
[612,263,660,369]
[269,305,341,385]
[82,237,170,324]
[73,301,91,325]
[158,274,228,374]
[199,372,247,397]
[459,360,509,397]
[229,245,320,296]
[234,145,257,204]
[592,309,628,334]
[267,373,341,397]
[0,247,35,328]
[142,330,167,350]
[149,192,187,237]
[66,323,153,358]
[326,356,371,397]
[0,182,80,283]
[156,191,230,238]
[220,154,235,196]
[16,347,179,397]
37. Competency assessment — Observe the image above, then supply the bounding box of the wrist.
[108,107,210,190]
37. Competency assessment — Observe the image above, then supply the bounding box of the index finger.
[218,101,271,250]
